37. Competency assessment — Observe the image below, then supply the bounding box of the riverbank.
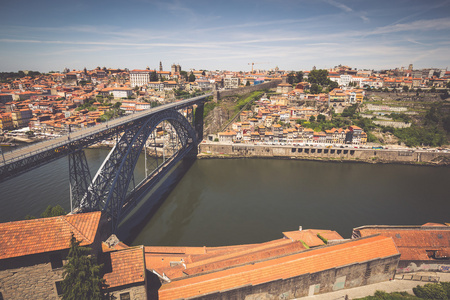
[198,142,450,166]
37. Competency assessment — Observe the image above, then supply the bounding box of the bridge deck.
[1,94,211,166]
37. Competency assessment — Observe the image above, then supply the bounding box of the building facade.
[130,70,151,87]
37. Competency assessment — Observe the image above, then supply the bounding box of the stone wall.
[373,120,411,128]
[199,143,450,166]
[397,261,450,274]
[191,255,399,300]
[109,284,147,300]
[0,251,68,299]
[213,80,281,102]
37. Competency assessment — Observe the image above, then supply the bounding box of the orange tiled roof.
[158,235,399,300]
[103,246,146,288]
[354,224,450,261]
[0,211,102,260]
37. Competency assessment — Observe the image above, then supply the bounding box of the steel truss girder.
[68,149,92,211]
[81,109,197,232]
[0,94,208,183]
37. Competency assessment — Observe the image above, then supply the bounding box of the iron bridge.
[0,94,211,231]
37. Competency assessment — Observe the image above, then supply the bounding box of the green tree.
[329,81,339,90]
[308,69,329,85]
[41,204,67,218]
[62,234,107,300]
[413,283,447,299]
[317,114,326,122]
[150,71,158,82]
[180,70,188,80]
[295,71,304,83]
[430,86,437,93]
[402,86,409,92]
[188,72,196,82]
[309,115,316,122]
[287,72,295,85]
[310,83,321,94]
[245,80,251,86]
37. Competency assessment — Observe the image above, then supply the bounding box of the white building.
[130,70,151,87]
[112,87,133,99]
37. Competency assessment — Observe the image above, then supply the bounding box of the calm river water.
[0,148,448,247]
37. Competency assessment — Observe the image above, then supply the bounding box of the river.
[0,148,448,247]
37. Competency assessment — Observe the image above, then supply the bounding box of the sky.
[1,0,450,73]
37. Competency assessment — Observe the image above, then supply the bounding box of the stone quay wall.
[199,143,450,166]
[213,80,281,102]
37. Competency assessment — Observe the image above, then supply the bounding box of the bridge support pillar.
[194,103,204,143]
[68,149,92,212]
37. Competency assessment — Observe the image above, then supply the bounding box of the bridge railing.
[1,93,212,166]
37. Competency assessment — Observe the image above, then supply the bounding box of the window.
[55,281,63,296]
[50,253,63,269]
[120,292,131,300]
[384,264,390,273]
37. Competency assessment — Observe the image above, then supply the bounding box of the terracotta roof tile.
[354,224,450,261]
[0,211,102,260]
[158,235,399,300]
[103,246,146,288]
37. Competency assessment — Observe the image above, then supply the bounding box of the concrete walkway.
[298,272,450,300]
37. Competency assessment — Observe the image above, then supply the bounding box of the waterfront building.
[218,130,236,143]
[0,112,13,130]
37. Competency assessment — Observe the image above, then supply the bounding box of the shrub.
[413,283,447,299]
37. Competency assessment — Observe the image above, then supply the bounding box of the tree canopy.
[308,69,329,86]
[150,71,158,82]
[25,204,67,220]
[62,234,107,300]
[188,72,196,82]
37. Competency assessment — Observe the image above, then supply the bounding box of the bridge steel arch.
[79,108,198,232]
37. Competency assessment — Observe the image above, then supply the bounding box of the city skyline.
[1,0,450,72]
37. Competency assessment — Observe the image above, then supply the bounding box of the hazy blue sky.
[1,0,449,72]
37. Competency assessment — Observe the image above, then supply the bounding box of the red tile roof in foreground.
[353,223,450,261]
[103,246,146,288]
[0,211,102,260]
[158,235,399,300]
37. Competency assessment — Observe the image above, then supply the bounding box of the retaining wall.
[199,143,450,165]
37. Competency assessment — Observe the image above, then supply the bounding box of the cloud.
[369,17,450,35]
[324,0,353,13]
[323,0,369,23]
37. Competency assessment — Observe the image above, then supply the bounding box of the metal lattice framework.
[79,108,198,231]
[0,95,209,232]
[68,149,92,210]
